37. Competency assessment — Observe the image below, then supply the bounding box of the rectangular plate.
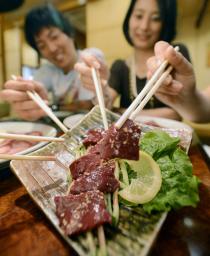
[10,106,192,256]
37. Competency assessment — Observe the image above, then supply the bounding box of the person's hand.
[147,41,196,107]
[0,77,48,121]
[74,53,110,93]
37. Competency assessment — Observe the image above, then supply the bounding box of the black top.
[108,43,191,109]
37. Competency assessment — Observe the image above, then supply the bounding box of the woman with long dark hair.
[76,0,190,119]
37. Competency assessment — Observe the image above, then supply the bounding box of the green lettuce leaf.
[140,130,179,160]
[140,131,200,213]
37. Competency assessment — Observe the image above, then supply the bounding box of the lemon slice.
[118,151,162,204]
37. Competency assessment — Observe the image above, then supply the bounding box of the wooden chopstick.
[0,154,56,161]
[11,75,69,134]
[26,91,69,133]
[91,67,109,130]
[91,68,109,252]
[130,65,173,120]
[115,46,179,129]
[0,133,65,142]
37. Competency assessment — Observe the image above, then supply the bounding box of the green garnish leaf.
[139,131,200,213]
[141,130,180,160]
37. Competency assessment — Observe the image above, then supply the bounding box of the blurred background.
[0,0,210,117]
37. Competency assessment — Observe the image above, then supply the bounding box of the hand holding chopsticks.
[130,65,173,120]
[115,46,179,129]
[11,75,68,133]
[26,90,68,133]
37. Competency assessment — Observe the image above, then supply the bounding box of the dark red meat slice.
[69,153,101,180]
[83,128,104,148]
[88,143,101,155]
[70,161,119,194]
[54,190,111,235]
[99,119,141,160]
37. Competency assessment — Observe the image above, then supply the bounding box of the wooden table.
[0,145,210,256]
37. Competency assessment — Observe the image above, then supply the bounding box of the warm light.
[78,0,87,5]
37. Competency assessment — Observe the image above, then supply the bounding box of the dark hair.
[123,0,177,46]
[24,4,74,53]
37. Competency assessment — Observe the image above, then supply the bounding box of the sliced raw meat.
[99,119,141,160]
[0,139,13,147]
[54,190,111,235]
[0,144,11,154]
[83,128,104,148]
[27,131,42,136]
[8,141,32,154]
[70,161,119,194]
[0,131,43,154]
[69,153,101,180]
[88,143,101,155]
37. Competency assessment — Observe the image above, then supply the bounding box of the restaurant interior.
[1,0,210,138]
[0,1,210,256]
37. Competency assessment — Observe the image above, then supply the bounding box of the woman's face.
[35,27,77,73]
[128,0,162,50]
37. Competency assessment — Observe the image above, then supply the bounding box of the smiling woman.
[75,0,191,121]
[107,0,187,115]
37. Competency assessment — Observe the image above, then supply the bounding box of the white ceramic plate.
[10,106,192,256]
[0,121,57,164]
[53,111,73,119]
[63,114,85,128]
[135,116,193,132]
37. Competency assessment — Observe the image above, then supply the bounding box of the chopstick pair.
[90,51,177,251]
[115,46,179,129]
[11,75,69,133]
[91,68,109,130]
[91,67,124,255]
[90,68,109,254]
[1,75,67,162]
[0,132,62,161]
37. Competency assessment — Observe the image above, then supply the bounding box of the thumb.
[164,46,193,76]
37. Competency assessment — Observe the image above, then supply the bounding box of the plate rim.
[0,121,57,164]
[135,115,193,132]
[63,113,86,128]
